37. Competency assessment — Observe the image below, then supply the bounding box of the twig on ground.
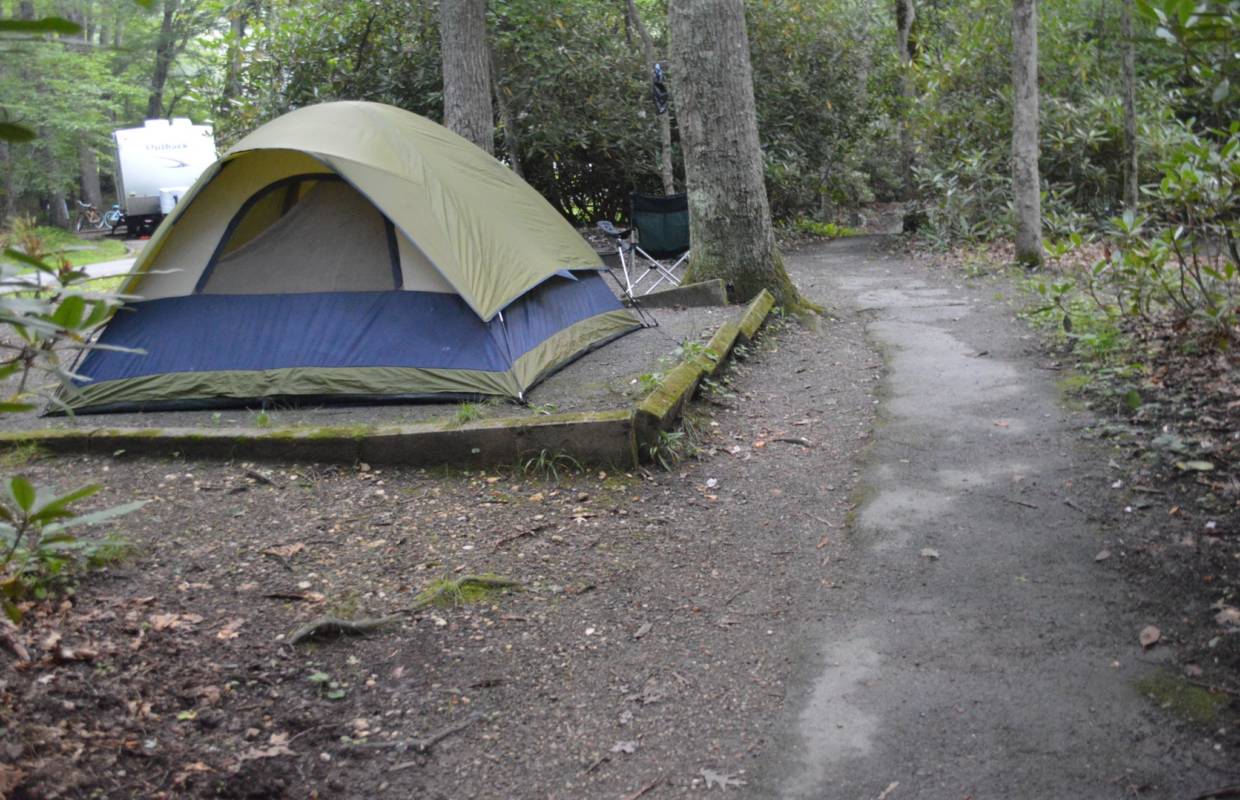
[877,782,900,800]
[1193,786,1240,800]
[243,468,281,488]
[262,591,319,602]
[1063,498,1089,515]
[263,552,294,572]
[288,722,344,744]
[996,496,1039,509]
[351,713,480,755]
[623,776,663,800]
[772,436,813,448]
[286,615,403,645]
[1186,679,1240,698]
[493,528,538,550]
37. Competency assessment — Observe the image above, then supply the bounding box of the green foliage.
[522,449,582,482]
[1085,128,1239,344]
[1137,0,1239,126]
[0,225,143,614]
[451,402,483,426]
[792,218,860,239]
[0,2,173,224]
[645,414,703,471]
[307,670,349,701]
[747,0,892,219]
[0,476,143,621]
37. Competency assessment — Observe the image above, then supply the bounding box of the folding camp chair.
[597,192,690,297]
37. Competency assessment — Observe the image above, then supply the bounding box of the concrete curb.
[627,279,728,309]
[0,291,777,468]
[738,289,776,340]
[633,290,775,454]
[0,410,636,469]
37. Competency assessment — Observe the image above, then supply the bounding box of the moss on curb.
[705,322,741,376]
[633,289,777,461]
[739,290,777,340]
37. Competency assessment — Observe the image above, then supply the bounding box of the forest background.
[0,0,1230,239]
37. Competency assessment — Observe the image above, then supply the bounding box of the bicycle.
[73,200,107,232]
[102,203,123,232]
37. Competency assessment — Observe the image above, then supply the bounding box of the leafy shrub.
[0,476,143,620]
[1087,127,1239,345]
[0,226,143,616]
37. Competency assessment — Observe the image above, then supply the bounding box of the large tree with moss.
[667,0,807,308]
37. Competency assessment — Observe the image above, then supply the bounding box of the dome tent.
[59,101,641,413]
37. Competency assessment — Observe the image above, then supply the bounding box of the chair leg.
[631,246,687,295]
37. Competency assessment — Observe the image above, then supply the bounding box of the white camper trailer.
[113,118,216,236]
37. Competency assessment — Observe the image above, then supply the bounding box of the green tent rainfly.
[58,101,641,413]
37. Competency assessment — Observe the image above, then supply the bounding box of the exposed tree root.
[351,713,480,756]
[284,575,522,645]
[286,615,403,645]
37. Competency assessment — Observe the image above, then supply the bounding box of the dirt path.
[758,237,1233,798]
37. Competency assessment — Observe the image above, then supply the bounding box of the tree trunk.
[1011,0,1042,266]
[222,2,250,105]
[490,48,524,178]
[668,0,807,308]
[440,0,493,154]
[1,142,17,226]
[78,140,103,210]
[1120,0,1138,211]
[626,0,675,195]
[895,0,916,202]
[17,2,34,20]
[146,0,179,120]
[48,187,70,229]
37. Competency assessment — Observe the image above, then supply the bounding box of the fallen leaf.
[633,622,652,640]
[1214,607,1240,628]
[611,740,638,754]
[1094,549,1111,562]
[1139,625,1161,649]
[0,764,25,794]
[1185,664,1203,678]
[238,737,295,762]
[701,768,746,790]
[150,613,181,631]
[263,542,305,559]
[993,419,1010,428]
[1175,460,1215,472]
[217,618,246,640]
[920,548,940,560]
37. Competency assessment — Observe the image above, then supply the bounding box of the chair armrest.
[597,220,631,239]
